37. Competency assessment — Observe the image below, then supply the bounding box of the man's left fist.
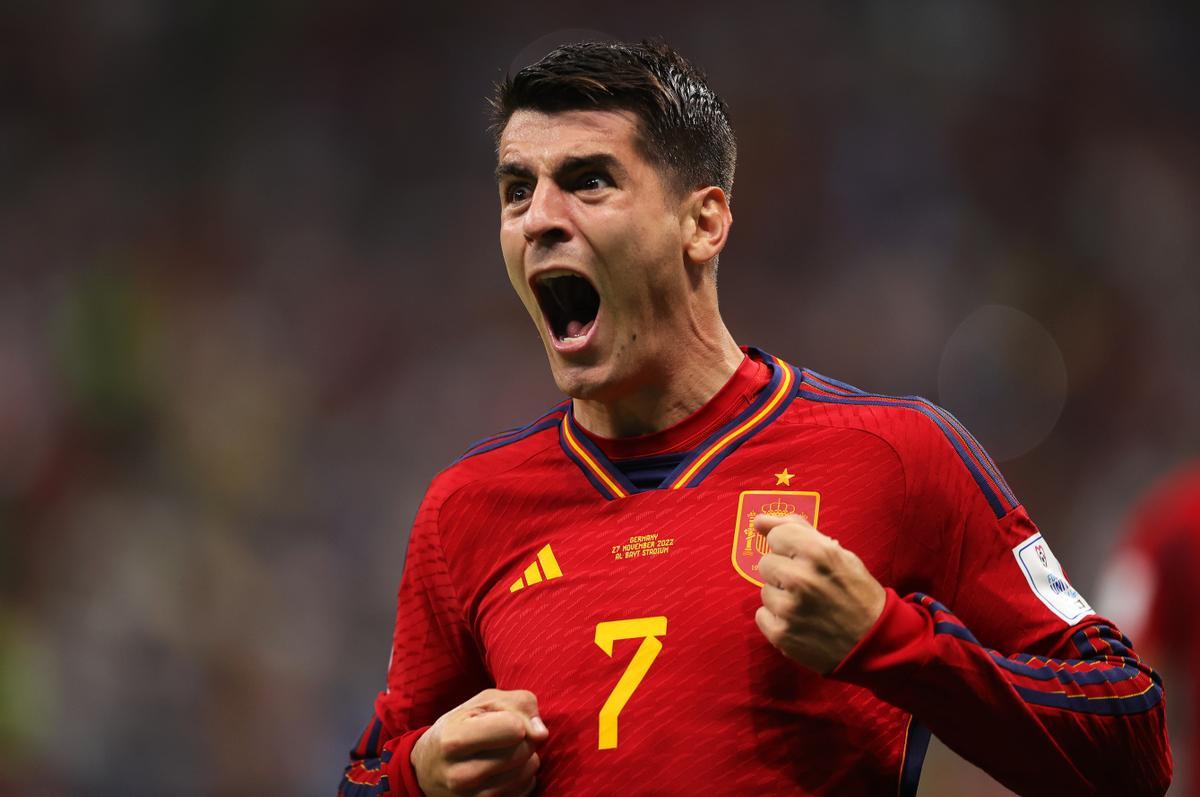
[754,513,886,674]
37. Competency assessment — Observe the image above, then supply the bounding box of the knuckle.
[509,740,534,764]
[510,689,538,709]
[763,552,796,581]
[498,711,525,737]
[449,760,491,793]
[443,767,472,793]
[810,540,839,571]
[755,606,779,635]
[770,561,802,591]
[761,585,788,614]
[439,727,465,755]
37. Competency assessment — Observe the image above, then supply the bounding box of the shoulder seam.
[451,402,569,466]
[797,369,1019,519]
[434,436,566,637]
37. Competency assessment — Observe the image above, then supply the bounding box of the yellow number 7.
[594,616,667,750]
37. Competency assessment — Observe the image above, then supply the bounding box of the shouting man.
[338,41,1171,796]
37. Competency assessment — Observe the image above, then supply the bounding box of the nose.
[522,181,572,247]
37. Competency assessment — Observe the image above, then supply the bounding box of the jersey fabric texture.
[339,348,1171,796]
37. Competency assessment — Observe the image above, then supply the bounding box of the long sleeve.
[831,405,1172,795]
[832,586,1169,795]
[338,483,492,797]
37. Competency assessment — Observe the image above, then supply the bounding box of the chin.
[546,353,617,402]
[549,364,603,401]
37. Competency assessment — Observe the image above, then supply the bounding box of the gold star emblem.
[774,467,794,486]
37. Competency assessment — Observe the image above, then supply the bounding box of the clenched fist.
[753,513,886,674]
[411,688,549,797]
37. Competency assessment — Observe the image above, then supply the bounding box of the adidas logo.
[509,544,563,592]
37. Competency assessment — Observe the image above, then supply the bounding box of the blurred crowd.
[1,2,1197,795]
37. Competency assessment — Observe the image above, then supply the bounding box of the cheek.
[506,275,539,322]
[605,214,674,274]
[498,236,539,323]
[623,224,683,298]
[500,230,526,288]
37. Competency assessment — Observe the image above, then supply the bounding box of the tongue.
[565,319,586,337]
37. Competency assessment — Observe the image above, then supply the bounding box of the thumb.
[497,689,548,742]
[526,714,549,742]
[753,513,812,533]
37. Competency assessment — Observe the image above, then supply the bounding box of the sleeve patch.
[1012,533,1094,624]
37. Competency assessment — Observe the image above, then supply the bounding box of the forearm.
[338,715,430,797]
[832,589,1171,795]
[339,479,490,796]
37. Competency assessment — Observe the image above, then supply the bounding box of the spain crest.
[732,490,821,587]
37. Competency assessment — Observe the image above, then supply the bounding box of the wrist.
[395,726,434,796]
[830,589,931,682]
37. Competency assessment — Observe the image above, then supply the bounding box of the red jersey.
[339,349,1170,796]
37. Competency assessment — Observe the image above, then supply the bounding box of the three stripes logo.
[509,544,564,592]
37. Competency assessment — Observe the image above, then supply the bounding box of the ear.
[682,186,732,267]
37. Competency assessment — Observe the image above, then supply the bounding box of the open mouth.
[534,273,601,343]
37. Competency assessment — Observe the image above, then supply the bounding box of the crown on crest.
[760,498,796,516]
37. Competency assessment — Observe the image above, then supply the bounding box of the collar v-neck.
[578,352,767,459]
[558,348,799,500]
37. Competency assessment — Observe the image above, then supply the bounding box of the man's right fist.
[410,688,549,797]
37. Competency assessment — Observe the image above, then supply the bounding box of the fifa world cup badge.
[732,490,820,587]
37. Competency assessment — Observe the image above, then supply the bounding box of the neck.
[572,321,743,439]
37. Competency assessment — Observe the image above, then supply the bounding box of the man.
[339,41,1171,796]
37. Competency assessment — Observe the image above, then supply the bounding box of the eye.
[576,172,612,192]
[504,182,532,205]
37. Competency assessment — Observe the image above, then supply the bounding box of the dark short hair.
[490,40,737,199]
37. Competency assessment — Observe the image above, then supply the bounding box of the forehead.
[497,109,644,170]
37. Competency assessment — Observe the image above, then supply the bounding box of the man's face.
[497,109,693,402]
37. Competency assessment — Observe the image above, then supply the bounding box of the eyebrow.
[494,161,534,182]
[494,153,621,184]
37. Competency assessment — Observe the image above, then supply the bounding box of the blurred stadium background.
[1,2,1197,794]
